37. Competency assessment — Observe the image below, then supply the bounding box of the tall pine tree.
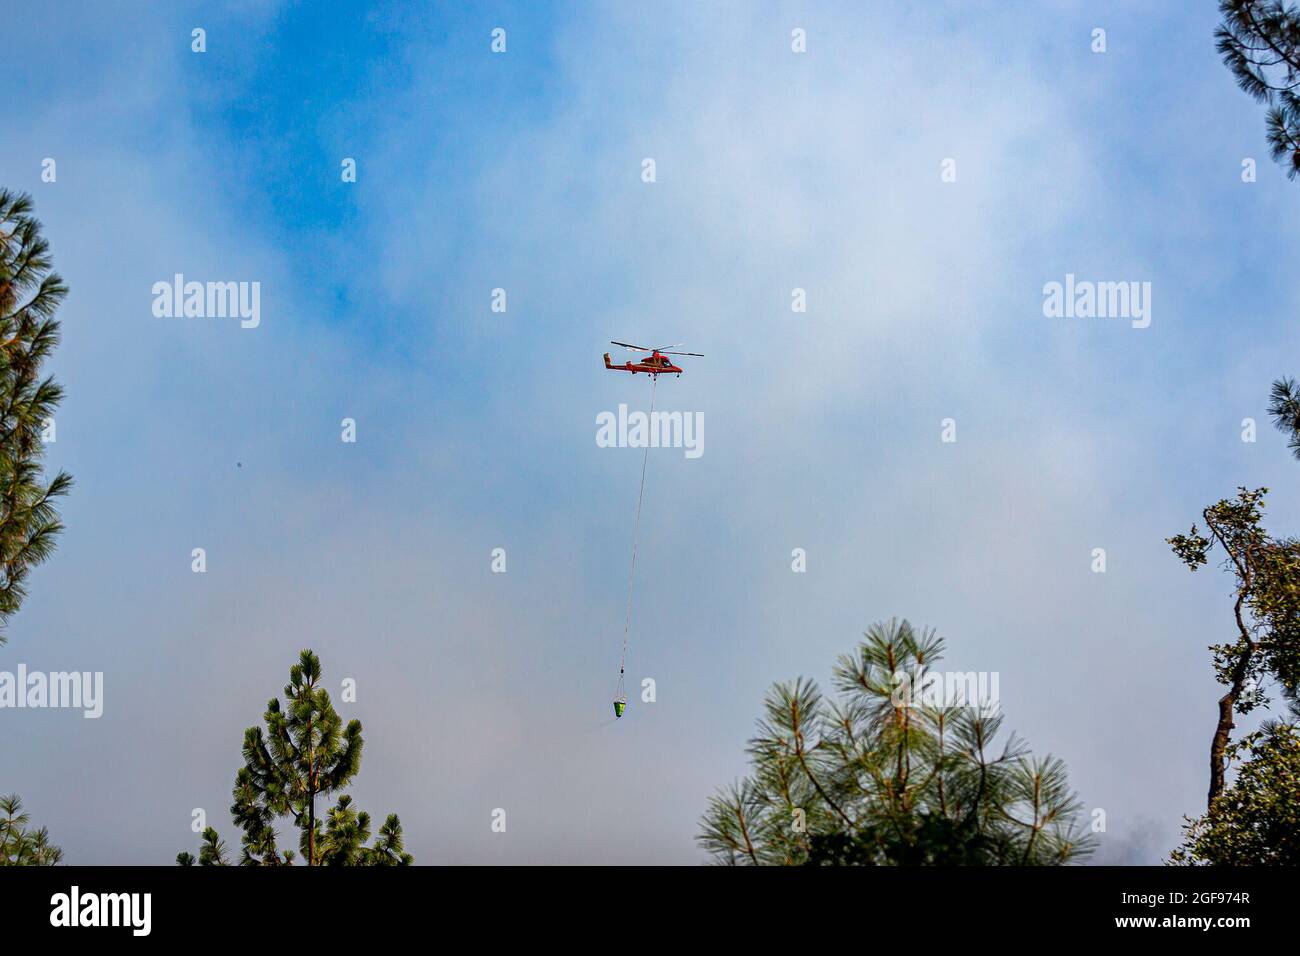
[1218,0,1300,179]
[0,190,73,643]
[698,620,1094,865]
[178,650,413,865]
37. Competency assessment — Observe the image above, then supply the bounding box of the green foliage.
[1268,377,1300,460]
[177,650,413,866]
[1169,488,1300,805]
[0,793,63,865]
[0,190,73,643]
[698,620,1094,866]
[320,795,411,866]
[1170,488,1300,697]
[1171,694,1300,864]
[805,811,999,866]
[1218,0,1300,179]
[175,826,232,866]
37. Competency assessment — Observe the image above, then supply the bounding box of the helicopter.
[603,341,703,377]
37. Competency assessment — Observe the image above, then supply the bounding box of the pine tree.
[177,650,413,866]
[0,190,73,643]
[698,620,1094,865]
[1218,0,1300,179]
[1267,377,1300,459]
[0,794,64,865]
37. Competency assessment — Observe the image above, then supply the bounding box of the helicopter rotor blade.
[611,340,651,351]
[661,350,703,357]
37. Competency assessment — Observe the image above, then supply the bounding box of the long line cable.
[618,373,657,687]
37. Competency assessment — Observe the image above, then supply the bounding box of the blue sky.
[3,0,1300,864]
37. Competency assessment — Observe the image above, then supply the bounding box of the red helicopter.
[603,341,703,377]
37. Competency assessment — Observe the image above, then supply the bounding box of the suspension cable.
[618,373,657,686]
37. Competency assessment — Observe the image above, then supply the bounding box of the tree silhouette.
[698,620,1094,865]
[1169,487,1300,807]
[0,190,73,643]
[1268,377,1300,459]
[177,650,412,866]
[1172,690,1300,863]
[1218,0,1300,179]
